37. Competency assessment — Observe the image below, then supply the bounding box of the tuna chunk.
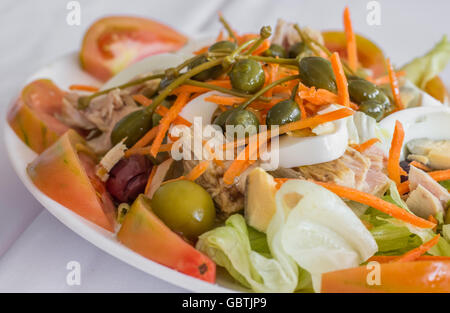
[406,184,444,219]
[408,165,450,206]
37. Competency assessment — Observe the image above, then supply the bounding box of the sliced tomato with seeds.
[80,16,188,81]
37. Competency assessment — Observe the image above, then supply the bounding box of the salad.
[7,7,450,292]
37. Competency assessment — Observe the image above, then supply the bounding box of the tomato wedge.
[80,16,188,81]
[321,260,450,293]
[117,195,216,283]
[7,79,68,154]
[27,130,116,232]
[322,31,386,77]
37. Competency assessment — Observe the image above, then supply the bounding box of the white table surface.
[0,0,449,292]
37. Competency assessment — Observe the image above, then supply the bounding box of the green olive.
[266,99,301,127]
[151,99,172,126]
[188,55,222,81]
[208,40,237,53]
[359,99,385,121]
[151,180,215,238]
[225,109,259,138]
[212,108,236,131]
[263,43,287,58]
[111,109,153,147]
[288,42,310,58]
[229,59,265,94]
[298,56,337,93]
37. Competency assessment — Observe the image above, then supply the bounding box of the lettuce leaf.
[196,214,299,293]
[401,36,450,89]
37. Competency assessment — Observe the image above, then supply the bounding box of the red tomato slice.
[321,260,450,293]
[117,195,216,283]
[322,31,386,77]
[80,16,188,81]
[7,79,68,154]
[27,130,116,232]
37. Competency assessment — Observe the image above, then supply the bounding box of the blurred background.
[0,0,449,292]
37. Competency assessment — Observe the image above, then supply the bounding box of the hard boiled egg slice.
[179,91,223,125]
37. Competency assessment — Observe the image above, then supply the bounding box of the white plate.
[3,52,244,293]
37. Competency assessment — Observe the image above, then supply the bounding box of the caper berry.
[229,59,265,94]
[298,56,337,93]
[288,42,310,58]
[208,40,237,53]
[266,99,301,127]
[111,109,153,147]
[263,43,287,58]
[359,99,385,121]
[225,109,259,138]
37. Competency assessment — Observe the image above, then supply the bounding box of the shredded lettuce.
[401,35,450,89]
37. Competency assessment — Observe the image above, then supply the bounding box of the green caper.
[225,109,259,138]
[288,42,310,58]
[359,99,385,121]
[151,180,215,239]
[348,79,381,103]
[263,43,287,58]
[266,99,301,127]
[188,55,222,81]
[229,59,265,94]
[151,99,172,126]
[208,40,237,53]
[212,108,236,131]
[111,109,153,147]
[298,56,337,93]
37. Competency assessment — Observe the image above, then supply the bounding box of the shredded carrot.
[372,71,406,85]
[124,126,159,157]
[368,254,450,263]
[398,169,450,195]
[294,92,307,120]
[185,161,210,181]
[343,6,358,71]
[298,84,358,110]
[399,167,408,177]
[387,58,405,110]
[266,62,279,98]
[133,94,153,107]
[394,234,440,262]
[223,144,258,185]
[171,80,232,95]
[204,95,245,106]
[351,138,380,153]
[69,84,99,92]
[216,30,224,41]
[410,161,431,172]
[428,215,438,225]
[150,92,190,157]
[330,52,350,107]
[252,39,271,55]
[387,120,405,186]
[155,105,192,127]
[161,176,186,185]
[144,166,158,194]
[314,181,436,229]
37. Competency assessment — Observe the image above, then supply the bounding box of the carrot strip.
[133,94,153,107]
[294,92,307,120]
[266,62,279,98]
[298,84,358,109]
[155,105,192,127]
[124,126,159,157]
[171,80,232,95]
[399,167,408,177]
[368,254,450,263]
[394,234,440,262]
[252,39,270,55]
[410,161,431,172]
[223,143,258,185]
[398,169,450,195]
[204,95,245,106]
[387,58,405,110]
[144,166,158,194]
[387,120,405,186]
[343,6,358,71]
[69,84,99,92]
[150,92,190,157]
[185,161,210,181]
[351,138,380,153]
[314,181,435,229]
[330,52,350,107]
[372,71,406,85]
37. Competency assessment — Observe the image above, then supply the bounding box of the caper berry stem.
[145,58,225,113]
[290,83,299,101]
[219,14,238,43]
[293,24,323,57]
[240,74,300,109]
[243,55,298,65]
[244,26,272,56]
[173,53,207,74]
[77,73,165,109]
[184,79,270,102]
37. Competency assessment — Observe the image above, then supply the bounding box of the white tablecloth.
[0,0,449,292]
